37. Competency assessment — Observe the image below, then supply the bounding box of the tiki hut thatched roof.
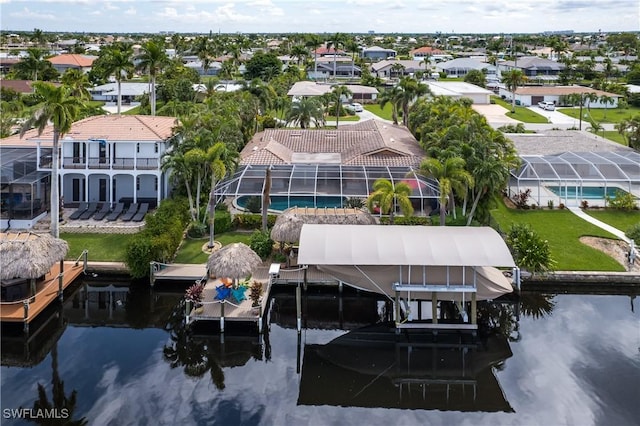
[0,232,69,280]
[270,207,376,243]
[207,243,262,280]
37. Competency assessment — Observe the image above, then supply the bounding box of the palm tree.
[286,97,324,129]
[305,34,323,81]
[136,40,169,116]
[599,94,615,119]
[390,62,406,79]
[502,69,526,113]
[101,45,135,115]
[331,85,352,128]
[366,178,413,225]
[616,116,640,149]
[398,77,430,126]
[290,44,308,67]
[206,142,238,248]
[326,33,346,81]
[60,69,91,100]
[344,39,360,79]
[417,157,473,226]
[20,82,83,237]
[13,48,46,81]
[378,86,402,125]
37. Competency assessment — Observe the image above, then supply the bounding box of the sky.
[0,0,638,35]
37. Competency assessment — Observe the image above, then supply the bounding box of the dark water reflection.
[1,280,638,426]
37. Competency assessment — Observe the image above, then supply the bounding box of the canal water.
[1,280,638,426]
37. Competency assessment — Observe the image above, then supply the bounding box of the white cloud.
[124,7,136,16]
[9,7,56,20]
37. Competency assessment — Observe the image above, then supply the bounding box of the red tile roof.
[1,115,178,148]
[410,46,445,55]
[0,79,37,93]
[47,54,96,67]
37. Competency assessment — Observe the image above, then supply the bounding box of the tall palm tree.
[378,86,402,125]
[13,48,46,81]
[326,33,346,81]
[136,40,169,116]
[366,178,413,225]
[305,34,323,81]
[344,39,360,79]
[599,94,615,119]
[286,97,324,129]
[331,85,352,128]
[206,142,238,248]
[20,82,83,237]
[398,77,430,127]
[417,157,473,226]
[390,62,406,79]
[101,45,135,115]
[60,69,91,100]
[502,69,526,113]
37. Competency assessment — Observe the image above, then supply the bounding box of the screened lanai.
[214,164,440,215]
[510,151,640,206]
[1,148,49,221]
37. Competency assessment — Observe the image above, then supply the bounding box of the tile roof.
[410,46,445,55]
[1,115,177,148]
[0,79,38,93]
[47,54,97,67]
[240,120,424,167]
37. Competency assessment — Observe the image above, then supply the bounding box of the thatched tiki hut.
[0,232,69,301]
[271,207,377,245]
[207,243,262,284]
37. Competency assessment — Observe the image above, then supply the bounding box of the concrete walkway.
[568,206,631,243]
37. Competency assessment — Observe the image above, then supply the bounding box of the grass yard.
[365,103,395,121]
[326,114,360,122]
[492,97,549,123]
[61,233,138,262]
[601,130,628,145]
[557,106,640,123]
[584,210,640,234]
[490,199,625,271]
[173,231,253,264]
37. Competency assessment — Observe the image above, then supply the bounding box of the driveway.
[471,104,520,127]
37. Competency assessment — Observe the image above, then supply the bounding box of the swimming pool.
[236,195,347,212]
[546,186,630,199]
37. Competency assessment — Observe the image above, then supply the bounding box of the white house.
[89,82,149,105]
[1,115,177,223]
[426,81,494,104]
[498,85,621,108]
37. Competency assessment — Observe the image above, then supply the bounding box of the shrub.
[606,190,638,210]
[244,196,262,213]
[506,224,555,274]
[558,203,565,210]
[626,223,640,242]
[547,200,554,210]
[345,197,365,208]
[511,189,531,209]
[497,123,527,133]
[580,200,589,209]
[380,216,431,225]
[250,229,274,259]
[233,213,276,230]
[187,221,207,238]
[214,210,232,234]
[185,283,204,304]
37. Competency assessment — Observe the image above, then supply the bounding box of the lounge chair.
[132,203,149,222]
[79,202,98,220]
[120,203,139,222]
[69,202,88,220]
[106,202,125,221]
[92,203,111,221]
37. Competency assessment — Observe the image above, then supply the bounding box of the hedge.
[379,216,431,226]
[232,213,277,230]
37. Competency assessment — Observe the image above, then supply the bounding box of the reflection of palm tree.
[26,343,88,425]
[519,292,555,319]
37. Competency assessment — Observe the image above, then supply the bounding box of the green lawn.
[173,231,253,264]
[365,103,395,121]
[584,210,640,234]
[490,199,625,271]
[601,130,628,145]
[326,114,360,122]
[557,106,640,123]
[491,97,549,123]
[61,233,138,262]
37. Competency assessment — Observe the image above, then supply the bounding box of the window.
[136,143,140,153]
[154,143,159,153]
[136,177,140,191]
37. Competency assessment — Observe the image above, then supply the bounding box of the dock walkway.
[150,262,208,286]
[1,261,85,329]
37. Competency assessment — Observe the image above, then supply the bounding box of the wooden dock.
[150,262,208,286]
[0,261,85,329]
[187,275,272,332]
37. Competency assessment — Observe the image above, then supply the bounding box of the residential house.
[371,60,427,79]
[308,62,361,79]
[287,81,378,103]
[499,85,621,108]
[89,82,149,105]
[0,115,177,229]
[435,58,497,79]
[0,79,42,94]
[426,81,494,104]
[410,46,450,62]
[497,56,565,82]
[47,54,97,74]
[361,46,397,61]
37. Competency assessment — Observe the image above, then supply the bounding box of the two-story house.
[1,115,177,229]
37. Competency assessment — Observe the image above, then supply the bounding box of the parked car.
[538,101,555,111]
[350,102,363,112]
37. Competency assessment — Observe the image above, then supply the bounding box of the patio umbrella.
[0,232,69,280]
[207,242,262,281]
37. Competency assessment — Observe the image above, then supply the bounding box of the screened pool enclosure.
[510,151,640,206]
[215,165,440,214]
